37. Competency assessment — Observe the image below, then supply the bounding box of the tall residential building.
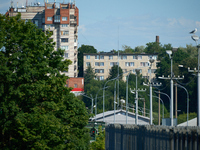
[6,1,79,77]
[83,52,158,81]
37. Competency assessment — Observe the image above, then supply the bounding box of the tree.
[108,65,123,80]
[78,45,97,77]
[122,45,134,53]
[134,45,145,53]
[0,14,90,149]
[144,42,162,54]
[84,64,96,84]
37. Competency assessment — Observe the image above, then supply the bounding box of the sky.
[1,0,200,52]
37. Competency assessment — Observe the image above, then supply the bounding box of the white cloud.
[167,18,178,26]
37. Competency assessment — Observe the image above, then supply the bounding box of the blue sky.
[1,0,200,52]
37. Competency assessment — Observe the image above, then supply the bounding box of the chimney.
[156,35,159,43]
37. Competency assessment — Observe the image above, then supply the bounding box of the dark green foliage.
[78,45,97,77]
[108,65,123,80]
[0,14,89,149]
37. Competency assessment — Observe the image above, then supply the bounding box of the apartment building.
[83,52,158,81]
[6,1,79,77]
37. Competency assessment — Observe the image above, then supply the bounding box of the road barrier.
[105,124,200,150]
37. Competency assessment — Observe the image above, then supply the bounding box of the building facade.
[83,52,158,81]
[66,77,84,96]
[6,1,79,77]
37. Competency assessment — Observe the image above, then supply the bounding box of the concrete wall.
[105,124,200,150]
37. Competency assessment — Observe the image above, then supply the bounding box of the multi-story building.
[6,1,79,77]
[83,52,158,81]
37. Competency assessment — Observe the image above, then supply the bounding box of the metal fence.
[105,124,200,150]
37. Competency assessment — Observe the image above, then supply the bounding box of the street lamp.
[167,49,174,126]
[130,69,146,125]
[149,94,165,120]
[158,48,183,126]
[103,76,119,121]
[149,56,155,125]
[81,94,94,113]
[190,31,200,126]
[176,83,189,126]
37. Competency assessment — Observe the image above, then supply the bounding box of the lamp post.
[176,83,189,126]
[130,69,146,125]
[149,56,155,125]
[149,95,165,120]
[103,76,119,122]
[158,48,183,126]
[126,70,132,124]
[81,94,94,113]
[95,86,109,120]
[190,32,200,126]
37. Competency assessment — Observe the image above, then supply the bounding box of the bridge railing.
[105,124,200,150]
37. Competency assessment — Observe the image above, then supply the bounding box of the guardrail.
[105,124,200,150]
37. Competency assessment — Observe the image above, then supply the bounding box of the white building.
[83,52,158,81]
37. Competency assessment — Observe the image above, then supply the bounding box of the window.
[86,55,90,59]
[100,55,104,59]
[95,62,100,66]
[61,31,69,35]
[138,55,142,60]
[95,69,104,73]
[100,69,104,73]
[86,62,90,67]
[99,76,104,80]
[140,62,149,67]
[32,20,38,26]
[47,6,53,9]
[109,55,113,60]
[64,53,68,58]
[74,84,77,88]
[110,62,118,66]
[62,17,67,21]
[42,18,45,23]
[60,46,69,50]
[61,38,68,42]
[96,76,104,80]
[148,69,156,73]
[120,55,127,60]
[125,62,134,67]
[100,62,104,66]
[54,15,60,22]
[47,17,52,21]
[133,55,138,59]
[61,24,68,27]
[95,55,99,59]
[46,24,54,28]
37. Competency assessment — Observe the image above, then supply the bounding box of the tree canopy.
[108,65,123,80]
[0,14,90,149]
[78,45,97,77]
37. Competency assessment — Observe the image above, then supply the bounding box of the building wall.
[66,77,84,89]
[6,2,78,78]
[83,53,158,81]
